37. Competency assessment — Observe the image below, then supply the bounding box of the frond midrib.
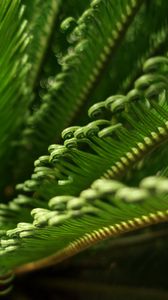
[15,208,168,274]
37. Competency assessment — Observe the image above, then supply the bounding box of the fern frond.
[0,175,168,275]
[0,2,167,292]
[0,0,30,191]
[17,0,143,162]
[12,0,168,188]
[1,55,167,228]
[15,55,168,201]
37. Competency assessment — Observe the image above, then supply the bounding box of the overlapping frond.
[0,54,167,278]
[14,0,144,175]
[12,0,92,183]
[0,1,168,294]
[15,55,168,200]
[11,0,168,187]
[0,0,30,190]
